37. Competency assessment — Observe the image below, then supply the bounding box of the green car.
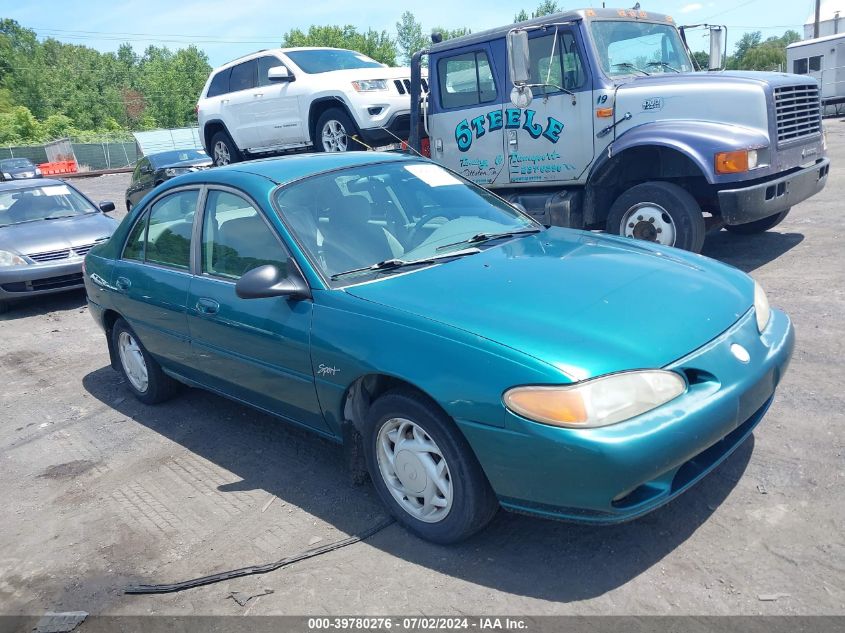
[84,152,794,543]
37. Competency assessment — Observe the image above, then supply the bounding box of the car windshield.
[274,161,540,285]
[591,20,693,76]
[0,183,96,227]
[1,158,33,170]
[151,149,207,166]
[284,49,384,74]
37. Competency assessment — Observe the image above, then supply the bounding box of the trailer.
[788,33,845,115]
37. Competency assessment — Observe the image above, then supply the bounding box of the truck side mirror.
[708,27,725,71]
[507,30,531,86]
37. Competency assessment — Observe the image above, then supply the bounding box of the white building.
[805,1,845,39]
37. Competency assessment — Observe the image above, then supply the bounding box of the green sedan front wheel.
[364,389,499,543]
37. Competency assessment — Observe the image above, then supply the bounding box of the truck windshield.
[591,21,693,76]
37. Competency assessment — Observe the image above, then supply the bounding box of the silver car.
[0,179,118,313]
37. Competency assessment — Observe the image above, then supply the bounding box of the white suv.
[197,47,427,165]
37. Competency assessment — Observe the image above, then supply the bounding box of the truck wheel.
[210,130,241,167]
[607,181,705,253]
[725,209,790,235]
[315,108,363,152]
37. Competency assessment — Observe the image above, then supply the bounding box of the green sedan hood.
[344,228,754,381]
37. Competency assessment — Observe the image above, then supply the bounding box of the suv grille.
[774,83,821,144]
[394,78,429,95]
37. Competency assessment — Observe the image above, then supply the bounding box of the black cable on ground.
[125,517,395,594]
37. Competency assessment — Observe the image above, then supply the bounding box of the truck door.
[427,45,508,186]
[506,29,595,185]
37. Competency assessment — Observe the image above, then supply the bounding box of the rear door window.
[125,190,199,269]
[207,68,231,97]
[229,60,257,93]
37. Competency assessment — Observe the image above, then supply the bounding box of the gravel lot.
[1,129,843,619]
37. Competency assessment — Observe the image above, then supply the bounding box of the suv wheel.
[316,108,363,152]
[211,130,241,166]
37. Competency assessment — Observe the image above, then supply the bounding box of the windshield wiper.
[613,62,650,76]
[646,61,680,73]
[435,227,542,252]
[330,247,482,281]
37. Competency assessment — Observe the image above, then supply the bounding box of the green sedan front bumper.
[457,307,794,523]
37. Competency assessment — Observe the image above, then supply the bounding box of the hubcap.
[321,120,348,152]
[117,331,149,393]
[376,417,453,523]
[213,140,231,166]
[620,203,676,246]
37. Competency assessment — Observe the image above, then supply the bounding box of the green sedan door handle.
[196,297,220,315]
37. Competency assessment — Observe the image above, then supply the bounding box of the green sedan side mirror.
[235,263,311,300]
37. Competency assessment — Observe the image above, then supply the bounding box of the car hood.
[0,212,118,256]
[162,158,212,169]
[344,229,753,380]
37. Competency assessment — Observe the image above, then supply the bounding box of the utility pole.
[815,0,821,38]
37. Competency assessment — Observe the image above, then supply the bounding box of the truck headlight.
[351,79,388,92]
[0,250,27,267]
[754,280,770,333]
[504,370,686,428]
[715,149,760,174]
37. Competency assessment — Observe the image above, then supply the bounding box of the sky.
[0,0,824,66]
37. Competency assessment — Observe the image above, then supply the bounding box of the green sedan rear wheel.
[112,318,179,405]
[364,388,499,543]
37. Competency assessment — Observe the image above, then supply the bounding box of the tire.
[315,108,363,152]
[607,181,706,253]
[210,130,242,167]
[725,209,790,235]
[112,318,178,405]
[363,388,499,544]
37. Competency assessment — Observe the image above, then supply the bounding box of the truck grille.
[393,78,429,95]
[774,83,821,144]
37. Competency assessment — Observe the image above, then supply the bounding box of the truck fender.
[591,120,770,186]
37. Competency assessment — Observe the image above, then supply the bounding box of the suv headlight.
[351,79,388,92]
[504,370,686,429]
[754,280,771,333]
[0,250,27,267]
[2,172,11,179]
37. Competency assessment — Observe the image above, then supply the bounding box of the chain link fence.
[0,139,152,172]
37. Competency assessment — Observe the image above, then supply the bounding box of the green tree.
[282,25,397,66]
[431,26,471,40]
[728,29,802,71]
[691,50,709,70]
[396,11,428,65]
[514,1,561,22]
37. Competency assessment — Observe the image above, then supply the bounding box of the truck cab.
[409,8,830,252]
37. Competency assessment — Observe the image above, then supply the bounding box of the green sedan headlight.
[504,370,686,429]
[0,249,27,267]
[754,280,770,333]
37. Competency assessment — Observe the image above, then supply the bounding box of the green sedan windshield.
[274,161,539,284]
